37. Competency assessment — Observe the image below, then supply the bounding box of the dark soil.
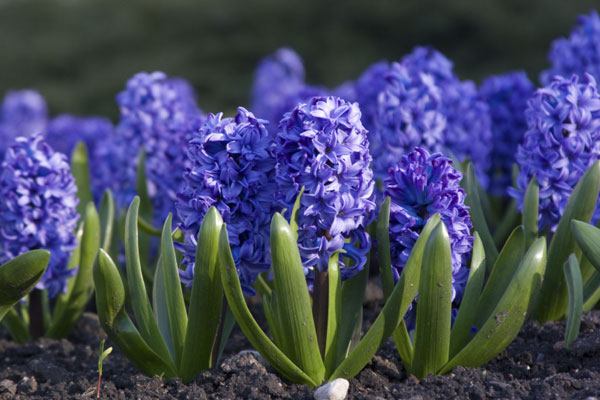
[2,299,600,399]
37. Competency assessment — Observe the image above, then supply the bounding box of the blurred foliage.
[0,0,597,119]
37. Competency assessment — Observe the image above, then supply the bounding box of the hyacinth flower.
[251,48,325,135]
[112,71,204,225]
[541,10,600,85]
[507,73,600,322]
[0,90,48,159]
[479,71,534,198]
[176,107,278,294]
[375,147,547,378]
[0,135,104,341]
[219,96,419,386]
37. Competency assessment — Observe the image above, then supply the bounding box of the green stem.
[312,269,328,359]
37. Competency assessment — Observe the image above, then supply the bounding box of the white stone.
[314,378,349,400]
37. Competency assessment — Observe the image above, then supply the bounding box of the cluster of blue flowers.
[176,107,277,293]
[113,71,205,223]
[276,96,375,279]
[0,90,48,159]
[0,135,79,298]
[541,10,600,85]
[510,73,600,232]
[479,71,534,196]
[384,147,473,301]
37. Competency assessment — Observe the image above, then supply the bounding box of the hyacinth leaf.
[52,226,83,319]
[411,222,453,379]
[392,321,413,368]
[289,186,305,242]
[138,216,162,236]
[493,200,520,248]
[152,257,175,359]
[215,304,236,364]
[94,249,176,378]
[534,161,600,322]
[522,176,539,248]
[2,308,31,343]
[159,214,188,369]
[572,220,600,274]
[180,207,224,382]
[70,141,94,218]
[329,214,441,381]
[439,237,547,374]
[336,262,369,365]
[463,162,498,270]
[270,213,325,384]
[563,254,583,349]
[47,202,100,339]
[0,250,49,321]
[218,225,318,386]
[450,232,486,357]
[136,149,154,271]
[124,196,173,366]
[377,197,394,299]
[474,226,525,328]
[583,270,600,311]
[261,288,285,349]
[324,253,342,377]
[99,189,115,251]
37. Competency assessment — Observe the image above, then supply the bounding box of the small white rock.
[314,378,349,400]
[237,349,268,367]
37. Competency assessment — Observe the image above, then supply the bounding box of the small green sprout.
[97,339,113,399]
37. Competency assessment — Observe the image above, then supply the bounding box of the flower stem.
[312,269,328,359]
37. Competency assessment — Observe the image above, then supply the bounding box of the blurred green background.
[0,0,597,119]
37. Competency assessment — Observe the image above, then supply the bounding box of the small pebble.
[314,378,349,400]
[0,379,17,396]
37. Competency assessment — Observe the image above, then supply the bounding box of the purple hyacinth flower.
[113,71,204,223]
[176,107,277,294]
[385,147,473,302]
[276,96,375,279]
[509,73,600,232]
[0,90,48,159]
[45,114,114,157]
[0,135,79,298]
[479,71,535,196]
[541,10,600,85]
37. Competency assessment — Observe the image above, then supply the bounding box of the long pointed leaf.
[289,187,305,242]
[439,237,546,374]
[47,202,100,338]
[152,257,175,358]
[563,254,583,349]
[534,161,600,322]
[324,253,342,377]
[218,225,318,386]
[377,197,394,299]
[99,190,115,252]
[336,262,368,365]
[522,176,539,248]
[0,250,49,321]
[180,207,224,382]
[70,141,93,217]
[572,220,600,273]
[329,215,441,381]
[271,213,325,384]
[412,222,453,379]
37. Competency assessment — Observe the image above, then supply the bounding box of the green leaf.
[411,222,453,379]
[572,220,600,274]
[1,307,31,343]
[582,269,600,311]
[329,214,441,381]
[94,249,176,377]
[534,161,600,322]
[439,237,547,374]
[289,187,305,242]
[492,199,520,248]
[99,190,115,251]
[450,232,485,357]
[180,207,225,382]
[160,214,188,370]
[324,253,342,377]
[152,257,175,358]
[563,254,583,349]
[522,176,539,248]
[462,162,498,270]
[70,141,94,217]
[218,224,318,386]
[98,339,113,375]
[0,250,50,321]
[47,202,100,339]
[473,226,525,328]
[124,197,173,367]
[136,149,154,272]
[377,197,394,300]
[270,213,325,384]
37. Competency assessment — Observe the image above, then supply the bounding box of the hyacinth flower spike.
[376,148,547,378]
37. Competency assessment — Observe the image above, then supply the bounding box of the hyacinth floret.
[372,62,446,180]
[115,71,204,223]
[0,135,79,298]
[385,147,473,301]
[509,73,600,232]
[0,90,48,158]
[541,10,600,85]
[176,107,277,293]
[45,114,114,158]
[276,96,375,279]
[479,71,534,196]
